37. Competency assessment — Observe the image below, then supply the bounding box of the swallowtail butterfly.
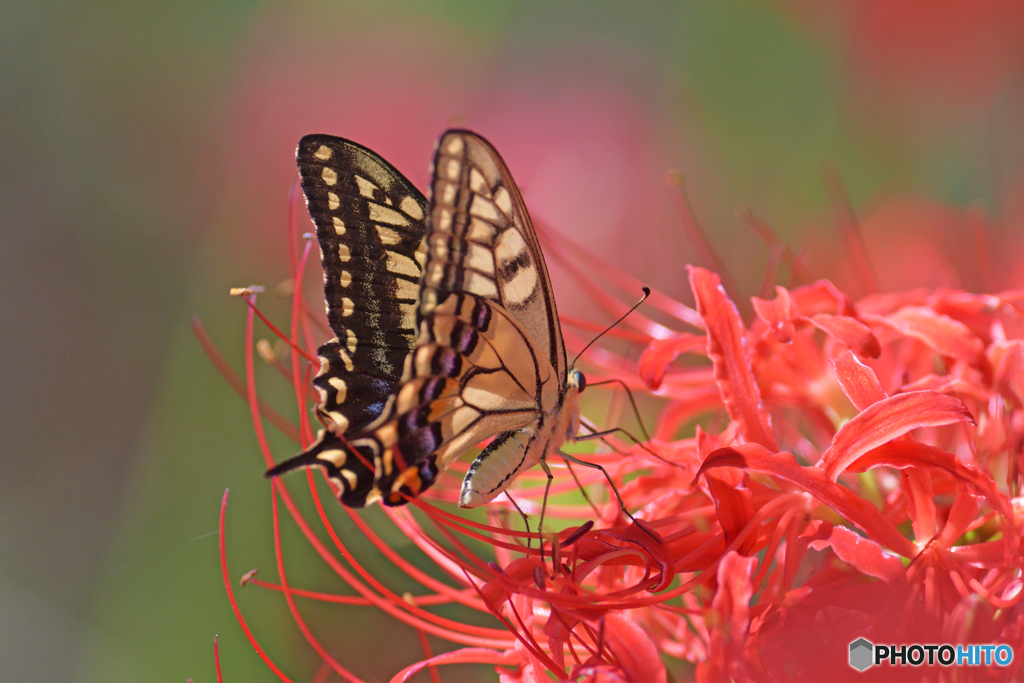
[267,130,586,509]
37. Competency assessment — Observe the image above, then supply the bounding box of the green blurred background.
[3,1,1022,681]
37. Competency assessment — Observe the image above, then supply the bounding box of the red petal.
[819,390,975,480]
[698,428,757,556]
[695,443,918,557]
[806,313,881,358]
[934,488,981,548]
[689,266,779,451]
[801,521,905,583]
[788,279,854,316]
[989,339,1024,406]
[901,469,938,543]
[602,614,668,683]
[830,350,887,410]
[751,286,796,343]
[701,552,757,682]
[638,333,706,390]
[706,471,757,556]
[869,306,985,365]
[846,441,1013,531]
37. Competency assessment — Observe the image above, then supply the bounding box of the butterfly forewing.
[422,131,567,383]
[266,135,428,506]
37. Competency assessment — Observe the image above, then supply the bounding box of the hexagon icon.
[849,638,874,671]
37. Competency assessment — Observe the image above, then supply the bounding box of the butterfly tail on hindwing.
[265,430,378,508]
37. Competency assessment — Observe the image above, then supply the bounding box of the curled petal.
[690,266,779,451]
[788,279,854,316]
[806,313,881,358]
[751,286,797,343]
[704,466,757,556]
[695,443,918,557]
[801,520,905,583]
[830,350,887,410]
[846,441,1014,534]
[575,521,676,593]
[819,390,975,480]
[638,333,706,390]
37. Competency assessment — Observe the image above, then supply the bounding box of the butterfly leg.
[576,419,681,469]
[556,450,636,525]
[502,490,533,549]
[562,458,601,518]
[558,450,665,547]
[581,378,653,442]
[536,456,554,571]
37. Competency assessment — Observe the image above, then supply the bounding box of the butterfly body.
[267,130,583,509]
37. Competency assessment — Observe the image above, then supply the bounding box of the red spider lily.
[201,179,1024,682]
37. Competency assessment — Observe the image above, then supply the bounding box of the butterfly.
[266,130,587,509]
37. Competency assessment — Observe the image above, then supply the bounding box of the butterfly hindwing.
[356,292,559,505]
[266,135,428,506]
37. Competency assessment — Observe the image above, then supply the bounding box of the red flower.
[202,177,1024,681]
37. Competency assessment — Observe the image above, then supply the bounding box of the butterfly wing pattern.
[265,135,429,506]
[268,130,583,509]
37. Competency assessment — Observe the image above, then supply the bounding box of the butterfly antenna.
[571,287,650,368]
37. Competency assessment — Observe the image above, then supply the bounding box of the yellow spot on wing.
[444,158,461,180]
[469,168,488,194]
[386,251,419,277]
[354,176,378,199]
[400,196,424,220]
[339,270,352,287]
[494,186,513,216]
[445,135,464,154]
[317,448,347,466]
[314,145,332,160]
[328,192,340,210]
[328,377,347,402]
[333,216,345,234]
[436,208,452,231]
[369,203,411,226]
[399,302,416,328]
[338,244,351,262]
[346,329,357,353]
[339,470,358,489]
[470,196,500,222]
[466,218,497,244]
[465,272,499,299]
[414,239,428,267]
[341,297,354,316]
[376,225,401,245]
[465,242,495,274]
[322,167,338,185]
[395,277,418,300]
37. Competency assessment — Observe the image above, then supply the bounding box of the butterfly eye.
[574,370,587,393]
